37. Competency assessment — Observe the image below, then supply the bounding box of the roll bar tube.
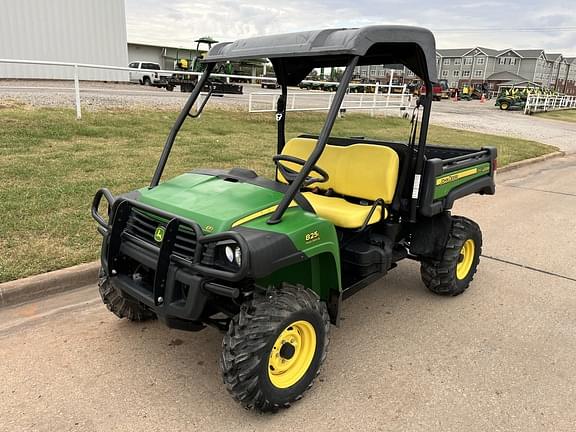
[267,56,360,224]
[409,84,433,222]
[150,63,216,188]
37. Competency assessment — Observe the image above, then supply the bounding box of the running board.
[341,263,397,300]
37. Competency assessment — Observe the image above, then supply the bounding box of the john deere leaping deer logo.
[154,226,165,242]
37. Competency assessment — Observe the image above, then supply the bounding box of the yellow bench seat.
[302,192,386,229]
[281,137,400,228]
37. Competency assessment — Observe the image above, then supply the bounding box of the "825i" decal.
[305,230,320,243]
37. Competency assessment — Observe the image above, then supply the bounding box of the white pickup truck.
[128,61,170,88]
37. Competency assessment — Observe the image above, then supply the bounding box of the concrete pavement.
[1,155,575,432]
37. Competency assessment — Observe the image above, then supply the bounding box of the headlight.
[225,245,235,263]
[210,240,242,271]
[224,245,242,267]
[234,246,242,267]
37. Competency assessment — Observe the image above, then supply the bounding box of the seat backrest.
[281,138,400,204]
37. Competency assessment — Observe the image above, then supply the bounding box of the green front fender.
[240,207,341,301]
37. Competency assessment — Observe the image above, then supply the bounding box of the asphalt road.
[1,155,575,432]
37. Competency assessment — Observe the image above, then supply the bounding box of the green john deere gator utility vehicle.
[92,25,497,412]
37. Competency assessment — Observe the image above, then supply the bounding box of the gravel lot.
[2,79,575,152]
[429,101,576,153]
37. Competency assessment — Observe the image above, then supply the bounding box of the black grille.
[125,209,159,244]
[173,230,197,258]
[125,209,198,260]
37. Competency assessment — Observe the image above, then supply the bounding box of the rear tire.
[98,269,156,321]
[142,77,152,86]
[500,101,510,110]
[221,284,330,412]
[420,216,482,296]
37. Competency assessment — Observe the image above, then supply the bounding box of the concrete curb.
[498,151,566,173]
[0,151,566,309]
[0,261,99,308]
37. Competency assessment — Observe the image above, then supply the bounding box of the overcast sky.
[125,0,576,56]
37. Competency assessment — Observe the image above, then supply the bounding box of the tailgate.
[419,146,497,217]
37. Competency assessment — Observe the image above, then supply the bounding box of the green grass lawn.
[0,106,556,282]
[534,109,576,122]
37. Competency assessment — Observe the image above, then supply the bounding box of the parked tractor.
[167,37,243,95]
[495,87,528,110]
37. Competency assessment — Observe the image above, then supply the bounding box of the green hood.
[137,173,284,233]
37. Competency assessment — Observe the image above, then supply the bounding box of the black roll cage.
[149,55,433,225]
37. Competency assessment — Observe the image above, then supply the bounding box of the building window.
[464,57,473,65]
[476,57,485,65]
[450,81,458,88]
[462,70,471,77]
[443,58,451,65]
[474,70,483,77]
[378,70,385,77]
[361,70,367,77]
[454,58,461,65]
[499,58,506,65]
[510,58,517,65]
[442,70,449,77]
[407,70,414,77]
[453,70,460,77]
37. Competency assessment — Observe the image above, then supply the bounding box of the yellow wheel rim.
[456,239,475,280]
[268,320,317,389]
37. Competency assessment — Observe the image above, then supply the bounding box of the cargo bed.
[419,145,496,216]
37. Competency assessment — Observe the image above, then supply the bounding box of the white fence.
[0,58,259,119]
[524,94,576,114]
[249,85,412,115]
[0,58,414,119]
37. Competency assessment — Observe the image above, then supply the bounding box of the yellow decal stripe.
[232,202,298,227]
[436,167,479,186]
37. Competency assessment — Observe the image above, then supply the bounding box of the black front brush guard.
[91,188,251,283]
[91,188,115,235]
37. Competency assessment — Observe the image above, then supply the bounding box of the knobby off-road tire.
[98,269,156,321]
[221,285,330,412]
[420,216,482,296]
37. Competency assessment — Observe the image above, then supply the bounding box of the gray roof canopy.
[205,25,438,84]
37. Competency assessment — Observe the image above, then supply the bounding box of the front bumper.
[92,189,248,326]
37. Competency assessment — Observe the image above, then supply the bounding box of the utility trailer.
[170,76,243,94]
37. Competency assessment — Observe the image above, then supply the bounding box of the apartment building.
[558,58,576,95]
[355,46,574,94]
[354,64,404,82]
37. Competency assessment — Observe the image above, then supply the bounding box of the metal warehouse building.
[0,0,128,81]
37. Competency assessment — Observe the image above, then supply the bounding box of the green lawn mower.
[92,25,497,412]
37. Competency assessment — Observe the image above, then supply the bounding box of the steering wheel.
[273,155,329,187]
